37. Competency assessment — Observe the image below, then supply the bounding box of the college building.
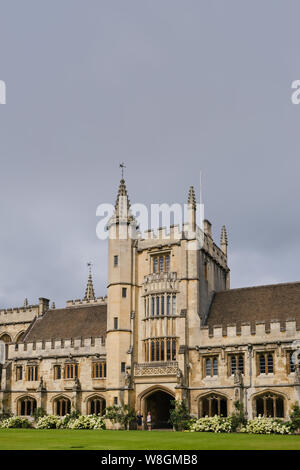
[1,178,300,427]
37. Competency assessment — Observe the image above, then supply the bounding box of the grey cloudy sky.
[0,0,300,308]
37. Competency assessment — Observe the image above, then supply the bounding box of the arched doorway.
[143,389,174,429]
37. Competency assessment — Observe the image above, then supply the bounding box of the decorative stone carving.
[37,376,46,392]
[125,370,132,387]
[176,368,184,386]
[234,369,243,386]
[134,362,178,377]
[72,377,81,391]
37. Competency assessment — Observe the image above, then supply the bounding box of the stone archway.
[141,387,175,429]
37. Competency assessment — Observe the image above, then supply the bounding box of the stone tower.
[105,178,138,407]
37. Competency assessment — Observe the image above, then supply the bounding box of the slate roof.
[206,282,300,330]
[23,304,107,342]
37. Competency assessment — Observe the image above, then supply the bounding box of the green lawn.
[0,429,299,450]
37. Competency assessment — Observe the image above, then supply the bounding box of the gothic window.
[172,295,176,315]
[166,254,170,271]
[121,362,126,373]
[114,255,118,267]
[203,356,218,377]
[54,396,71,416]
[64,363,79,379]
[146,294,176,317]
[151,297,155,316]
[87,396,106,415]
[53,365,61,380]
[229,354,244,375]
[167,295,170,315]
[199,394,227,417]
[254,393,284,418]
[26,365,38,381]
[114,317,118,329]
[16,365,23,381]
[122,287,127,298]
[257,352,274,375]
[166,339,171,361]
[161,296,165,315]
[153,257,158,273]
[145,338,176,362]
[18,396,37,416]
[92,362,106,378]
[156,296,160,316]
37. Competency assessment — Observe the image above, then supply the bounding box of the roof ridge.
[215,281,300,294]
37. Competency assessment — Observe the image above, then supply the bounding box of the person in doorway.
[146,411,152,431]
[136,410,143,430]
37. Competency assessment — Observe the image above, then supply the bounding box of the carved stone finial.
[84,263,96,301]
[188,186,196,209]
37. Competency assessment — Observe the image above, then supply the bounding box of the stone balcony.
[134,361,178,377]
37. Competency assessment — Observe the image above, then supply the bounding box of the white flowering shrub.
[240,417,291,435]
[36,413,105,430]
[0,417,32,428]
[188,416,233,433]
[36,415,62,429]
[69,414,106,430]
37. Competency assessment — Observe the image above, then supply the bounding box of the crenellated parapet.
[0,304,39,325]
[199,319,300,346]
[65,296,107,308]
[136,224,228,271]
[8,336,106,360]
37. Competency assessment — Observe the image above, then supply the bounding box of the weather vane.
[87,262,92,274]
[120,162,126,179]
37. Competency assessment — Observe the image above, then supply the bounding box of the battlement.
[138,224,182,243]
[0,304,39,324]
[8,336,106,360]
[65,296,107,308]
[137,224,227,269]
[200,319,300,345]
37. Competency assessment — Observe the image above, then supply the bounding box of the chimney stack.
[39,297,50,316]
